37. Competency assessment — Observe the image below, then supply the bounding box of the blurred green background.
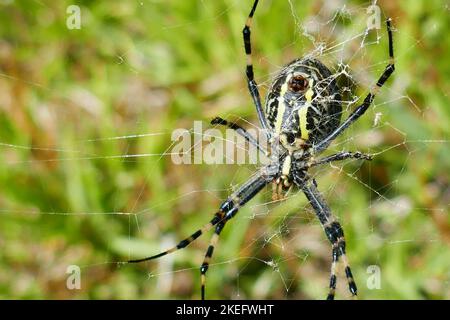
[0,0,448,299]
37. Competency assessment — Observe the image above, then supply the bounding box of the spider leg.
[302,181,357,300]
[128,169,273,299]
[309,151,372,167]
[199,170,271,299]
[328,246,338,300]
[211,116,269,156]
[243,0,271,138]
[200,221,226,300]
[314,19,395,153]
[127,214,221,263]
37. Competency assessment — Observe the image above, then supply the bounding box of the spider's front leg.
[199,170,273,299]
[128,168,273,300]
[301,181,357,300]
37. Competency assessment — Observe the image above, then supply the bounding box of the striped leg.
[200,221,226,300]
[200,172,269,299]
[128,170,271,299]
[242,0,271,136]
[302,182,357,300]
[309,151,372,168]
[128,213,222,263]
[327,246,339,300]
[211,116,268,156]
[314,19,395,153]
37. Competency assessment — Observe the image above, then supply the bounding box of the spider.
[128,0,395,300]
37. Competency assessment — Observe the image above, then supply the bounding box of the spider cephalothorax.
[128,0,395,300]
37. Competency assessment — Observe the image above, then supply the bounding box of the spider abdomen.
[265,58,342,145]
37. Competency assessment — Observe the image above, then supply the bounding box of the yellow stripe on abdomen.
[274,76,291,134]
[298,79,314,140]
[298,106,309,140]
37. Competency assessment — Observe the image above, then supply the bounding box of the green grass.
[0,0,448,299]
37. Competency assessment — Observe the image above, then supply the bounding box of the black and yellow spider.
[129,0,395,300]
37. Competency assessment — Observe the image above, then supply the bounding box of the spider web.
[0,0,448,300]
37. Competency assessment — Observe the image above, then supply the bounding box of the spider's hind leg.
[313,18,395,154]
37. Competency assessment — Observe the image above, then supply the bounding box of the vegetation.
[0,0,448,299]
